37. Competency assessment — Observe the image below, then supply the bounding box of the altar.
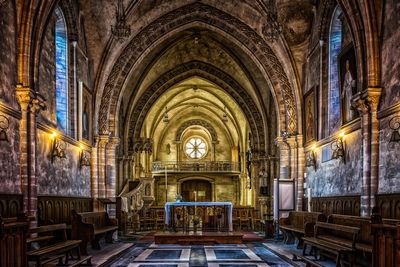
[164,202,233,232]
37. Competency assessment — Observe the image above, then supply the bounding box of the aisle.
[107,242,293,267]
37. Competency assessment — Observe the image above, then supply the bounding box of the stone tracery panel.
[97,2,298,142]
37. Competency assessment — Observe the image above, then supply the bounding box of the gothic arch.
[125,61,267,155]
[96,2,299,140]
[176,119,218,142]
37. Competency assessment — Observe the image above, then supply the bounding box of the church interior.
[1,0,400,266]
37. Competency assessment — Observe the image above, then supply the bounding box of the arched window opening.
[328,5,343,135]
[55,7,68,134]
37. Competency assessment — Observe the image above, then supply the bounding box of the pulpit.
[165,202,233,232]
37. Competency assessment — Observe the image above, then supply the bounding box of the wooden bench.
[71,210,118,255]
[27,223,92,267]
[279,211,326,248]
[302,222,360,267]
[327,214,373,254]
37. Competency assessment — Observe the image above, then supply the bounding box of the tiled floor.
[108,242,293,267]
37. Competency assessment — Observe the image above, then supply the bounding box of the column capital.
[364,88,382,112]
[352,94,369,115]
[16,85,35,112]
[108,136,120,148]
[97,134,110,148]
[30,93,46,114]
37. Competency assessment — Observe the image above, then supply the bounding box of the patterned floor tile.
[205,248,262,262]
[134,248,191,262]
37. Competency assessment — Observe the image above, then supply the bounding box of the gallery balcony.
[152,161,240,174]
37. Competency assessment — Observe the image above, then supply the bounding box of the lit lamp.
[389,116,400,143]
[79,144,90,168]
[331,131,345,163]
[0,115,9,143]
[50,131,66,163]
[305,144,317,169]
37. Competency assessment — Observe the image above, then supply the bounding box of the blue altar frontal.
[165,202,233,232]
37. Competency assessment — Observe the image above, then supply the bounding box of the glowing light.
[51,131,58,139]
[311,144,316,151]
[80,144,84,150]
[339,131,345,138]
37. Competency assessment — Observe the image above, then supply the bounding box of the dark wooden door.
[181,180,212,202]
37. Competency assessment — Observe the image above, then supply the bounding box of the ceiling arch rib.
[126,61,265,155]
[97,2,299,142]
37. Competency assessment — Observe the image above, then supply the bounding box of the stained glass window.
[328,6,343,135]
[185,138,207,159]
[55,7,68,134]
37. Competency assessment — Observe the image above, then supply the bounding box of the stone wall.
[306,130,362,197]
[0,113,21,194]
[36,129,91,197]
[0,0,18,109]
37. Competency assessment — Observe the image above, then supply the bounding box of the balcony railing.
[152,161,240,173]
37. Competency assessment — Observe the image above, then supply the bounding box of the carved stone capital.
[364,88,382,113]
[352,93,369,115]
[108,137,120,149]
[16,85,34,112]
[98,134,110,148]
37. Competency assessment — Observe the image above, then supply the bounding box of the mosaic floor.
[107,242,294,267]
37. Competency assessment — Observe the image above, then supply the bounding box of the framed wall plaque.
[78,81,92,143]
[304,86,318,144]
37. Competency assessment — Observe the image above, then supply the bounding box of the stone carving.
[98,2,298,142]
[175,119,218,142]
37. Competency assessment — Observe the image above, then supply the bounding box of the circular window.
[185,137,207,159]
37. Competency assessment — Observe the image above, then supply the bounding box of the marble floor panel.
[107,240,295,267]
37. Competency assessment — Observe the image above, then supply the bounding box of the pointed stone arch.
[96,2,299,141]
[175,119,218,142]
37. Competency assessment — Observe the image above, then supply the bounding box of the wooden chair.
[252,210,262,231]
[232,208,240,230]
[155,209,165,230]
[239,208,251,230]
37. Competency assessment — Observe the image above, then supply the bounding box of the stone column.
[16,86,45,223]
[366,88,382,211]
[353,95,371,217]
[295,135,305,211]
[106,137,120,199]
[97,134,109,210]
[91,137,100,210]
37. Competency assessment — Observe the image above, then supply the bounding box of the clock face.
[185,137,207,159]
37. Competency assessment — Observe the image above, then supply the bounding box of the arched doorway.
[181,179,212,202]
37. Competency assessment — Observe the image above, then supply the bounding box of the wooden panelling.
[305,195,360,216]
[0,194,23,218]
[37,195,93,225]
[0,215,28,267]
[372,224,400,267]
[376,194,400,220]
[304,194,400,219]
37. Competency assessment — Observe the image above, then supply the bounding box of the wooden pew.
[71,210,118,255]
[302,222,359,267]
[279,211,326,248]
[27,223,91,267]
[327,214,373,254]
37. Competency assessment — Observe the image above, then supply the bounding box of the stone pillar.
[91,137,100,210]
[106,137,120,199]
[353,96,371,217]
[366,89,382,210]
[295,135,305,211]
[97,134,109,210]
[16,86,45,223]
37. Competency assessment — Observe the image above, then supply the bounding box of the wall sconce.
[331,131,345,163]
[389,116,400,143]
[79,144,90,168]
[0,115,9,143]
[162,106,169,123]
[305,144,317,169]
[50,131,66,163]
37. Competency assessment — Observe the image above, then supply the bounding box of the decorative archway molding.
[125,61,267,155]
[175,119,218,142]
[96,2,300,140]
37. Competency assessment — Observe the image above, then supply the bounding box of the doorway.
[181,179,212,202]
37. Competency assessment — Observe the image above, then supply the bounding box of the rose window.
[185,137,207,159]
